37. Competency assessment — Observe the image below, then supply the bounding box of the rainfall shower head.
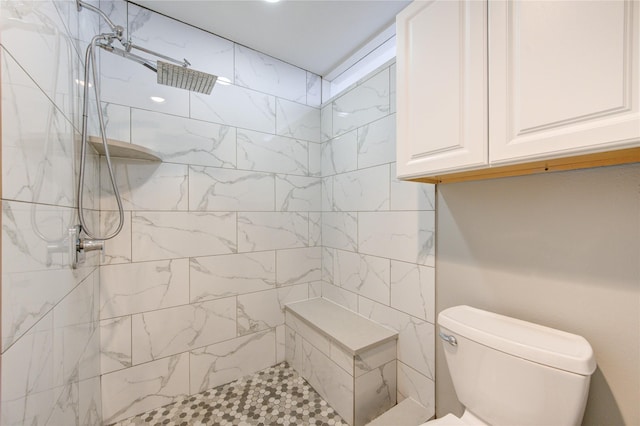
[157,61,217,95]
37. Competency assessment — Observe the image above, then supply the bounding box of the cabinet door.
[489,0,640,164]
[396,0,488,179]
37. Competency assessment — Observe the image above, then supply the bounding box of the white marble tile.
[128,3,234,82]
[286,298,397,356]
[238,212,308,252]
[321,104,333,143]
[0,311,55,426]
[397,362,435,418]
[100,48,190,117]
[355,340,397,377]
[191,83,276,134]
[100,160,188,211]
[333,165,390,212]
[47,380,79,426]
[308,141,322,177]
[334,250,391,305]
[56,0,100,48]
[190,330,277,394]
[329,341,354,375]
[285,325,303,373]
[190,251,276,303]
[276,324,286,364]
[321,247,335,284]
[359,211,435,266]
[302,340,354,423]
[53,271,101,384]
[132,211,236,261]
[101,210,132,265]
[132,298,236,364]
[321,176,333,212]
[2,50,76,208]
[97,102,131,144]
[390,163,436,211]
[307,73,322,107]
[285,311,330,357]
[276,98,321,143]
[99,1,127,39]
[321,211,358,251]
[391,261,435,323]
[275,175,321,212]
[189,166,275,211]
[355,360,397,426]
[131,109,236,168]
[235,44,306,102]
[79,376,102,426]
[309,281,323,298]
[237,129,308,176]
[333,68,390,137]
[101,353,190,424]
[309,212,322,247]
[2,201,95,350]
[321,283,359,312]
[321,130,358,176]
[358,298,435,380]
[100,258,189,319]
[100,316,132,374]
[0,0,79,123]
[357,114,396,169]
[276,247,322,286]
[237,285,308,336]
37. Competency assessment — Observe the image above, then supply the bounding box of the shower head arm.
[76,0,124,40]
[125,42,190,68]
[98,43,158,72]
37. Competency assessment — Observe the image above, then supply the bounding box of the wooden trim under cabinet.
[405,147,640,184]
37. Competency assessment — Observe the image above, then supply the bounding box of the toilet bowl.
[421,306,596,426]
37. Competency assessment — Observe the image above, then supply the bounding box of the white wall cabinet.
[397,0,640,182]
[396,0,488,177]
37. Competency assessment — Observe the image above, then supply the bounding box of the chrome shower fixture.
[157,61,217,94]
[76,0,218,95]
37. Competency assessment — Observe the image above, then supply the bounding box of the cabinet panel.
[490,0,640,164]
[396,0,487,178]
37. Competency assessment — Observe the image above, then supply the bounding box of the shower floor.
[111,362,348,426]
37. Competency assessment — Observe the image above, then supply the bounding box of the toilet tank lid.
[438,306,596,375]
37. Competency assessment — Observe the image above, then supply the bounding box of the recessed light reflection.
[264,0,280,3]
[216,77,232,86]
[150,96,166,103]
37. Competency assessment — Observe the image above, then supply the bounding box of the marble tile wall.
[1,0,103,424]
[320,63,437,417]
[3,1,436,424]
[96,1,322,423]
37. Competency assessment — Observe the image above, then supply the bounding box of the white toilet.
[424,305,597,426]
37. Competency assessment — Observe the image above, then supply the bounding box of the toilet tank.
[439,306,596,426]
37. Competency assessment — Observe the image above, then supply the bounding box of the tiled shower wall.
[97,1,436,422]
[96,1,323,423]
[319,66,436,415]
[2,0,436,424]
[1,0,102,425]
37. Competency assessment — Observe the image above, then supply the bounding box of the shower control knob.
[69,226,106,268]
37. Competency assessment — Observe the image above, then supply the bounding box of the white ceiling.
[131,0,411,77]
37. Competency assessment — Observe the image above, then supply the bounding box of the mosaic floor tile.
[111,362,348,426]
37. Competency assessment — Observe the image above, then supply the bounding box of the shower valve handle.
[69,226,105,268]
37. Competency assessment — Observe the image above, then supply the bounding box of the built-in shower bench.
[284,298,398,426]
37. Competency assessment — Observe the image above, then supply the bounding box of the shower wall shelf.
[88,136,162,162]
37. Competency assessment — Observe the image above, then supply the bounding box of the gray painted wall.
[435,163,639,425]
